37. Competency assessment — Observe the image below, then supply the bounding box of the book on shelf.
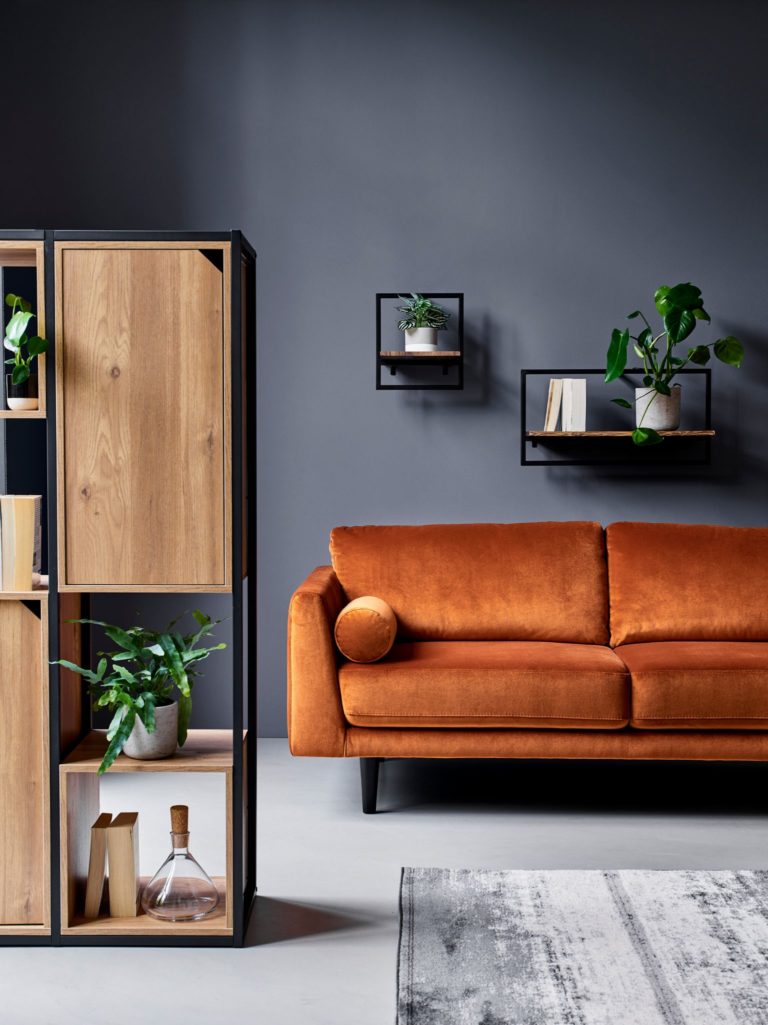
[561,378,587,431]
[106,812,140,917]
[84,812,113,920]
[543,379,563,431]
[0,495,42,591]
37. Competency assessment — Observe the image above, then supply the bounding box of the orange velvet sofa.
[287,521,768,812]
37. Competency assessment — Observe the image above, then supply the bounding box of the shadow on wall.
[403,314,518,413]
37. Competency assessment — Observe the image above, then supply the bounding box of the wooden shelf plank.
[379,350,461,358]
[0,410,46,419]
[63,877,230,936]
[62,730,238,774]
[0,590,48,601]
[526,430,715,438]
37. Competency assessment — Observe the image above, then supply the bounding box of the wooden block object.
[83,813,112,920]
[106,813,140,917]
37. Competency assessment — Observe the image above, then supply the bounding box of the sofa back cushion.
[607,522,768,645]
[329,522,609,643]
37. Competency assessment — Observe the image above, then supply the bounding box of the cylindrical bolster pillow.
[334,596,397,663]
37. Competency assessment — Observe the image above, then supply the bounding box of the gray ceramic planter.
[123,701,179,760]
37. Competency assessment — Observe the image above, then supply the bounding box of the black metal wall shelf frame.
[520,367,713,467]
[0,229,257,948]
[376,292,464,390]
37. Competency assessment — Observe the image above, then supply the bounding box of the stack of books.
[84,812,140,919]
[0,495,43,591]
[542,378,587,431]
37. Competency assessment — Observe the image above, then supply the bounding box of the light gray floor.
[2,740,767,1024]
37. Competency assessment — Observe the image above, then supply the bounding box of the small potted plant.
[54,611,226,774]
[605,282,744,445]
[4,293,48,410]
[396,293,451,352]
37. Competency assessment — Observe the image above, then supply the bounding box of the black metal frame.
[0,229,256,947]
[376,292,464,390]
[520,368,713,467]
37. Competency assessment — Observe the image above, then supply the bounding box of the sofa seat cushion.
[339,641,629,729]
[616,642,768,729]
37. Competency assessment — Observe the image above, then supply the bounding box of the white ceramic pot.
[404,327,438,352]
[123,701,179,760]
[635,385,681,431]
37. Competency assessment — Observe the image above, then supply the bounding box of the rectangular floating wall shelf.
[376,292,464,390]
[520,367,713,466]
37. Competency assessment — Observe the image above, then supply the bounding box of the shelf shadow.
[245,895,369,947]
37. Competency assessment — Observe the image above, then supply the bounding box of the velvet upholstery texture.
[287,566,347,756]
[330,522,609,644]
[339,641,629,728]
[344,727,768,761]
[607,522,768,646]
[617,641,768,729]
[334,595,397,663]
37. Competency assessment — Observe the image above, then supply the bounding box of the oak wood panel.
[62,729,238,773]
[0,601,48,925]
[58,593,86,757]
[59,772,100,928]
[56,246,230,589]
[63,877,229,936]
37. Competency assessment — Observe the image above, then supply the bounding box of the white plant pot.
[123,701,179,760]
[635,385,681,431]
[404,327,438,352]
[7,396,38,410]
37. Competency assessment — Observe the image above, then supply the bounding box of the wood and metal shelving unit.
[376,293,464,390]
[0,229,256,947]
[521,367,714,466]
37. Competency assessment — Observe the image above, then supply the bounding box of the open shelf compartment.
[59,729,245,938]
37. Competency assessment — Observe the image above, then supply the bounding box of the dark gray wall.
[2,1,766,736]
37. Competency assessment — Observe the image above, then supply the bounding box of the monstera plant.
[605,282,744,445]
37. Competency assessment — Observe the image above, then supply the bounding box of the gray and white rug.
[397,867,768,1025]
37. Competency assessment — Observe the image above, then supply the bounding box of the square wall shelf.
[376,292,464,390]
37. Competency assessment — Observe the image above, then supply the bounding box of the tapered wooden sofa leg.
[360,758,381,814]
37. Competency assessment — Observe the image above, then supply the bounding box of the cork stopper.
[170,805,189,833]
[170,805,190,847]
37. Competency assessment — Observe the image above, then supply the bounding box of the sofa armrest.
[287,565,347,756]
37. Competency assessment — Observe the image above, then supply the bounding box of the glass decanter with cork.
[141,804,219,921]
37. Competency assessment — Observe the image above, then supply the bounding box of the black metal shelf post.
[376,292,464,390]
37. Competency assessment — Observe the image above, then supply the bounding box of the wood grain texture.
[0,602,48,925]
[62,729,238,773]
[63,877,229,936]
[526,430,716,437]
[58,593,86,757]
[59,772,100,929]
[56,244,230,589]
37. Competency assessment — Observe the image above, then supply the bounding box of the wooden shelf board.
[0,410,46,419]
[62,729,238,774]
[0,589,48,601]
[64,877,230,936]
[0,924,50,936]
[526,430,715,438]
[379,350,461,358]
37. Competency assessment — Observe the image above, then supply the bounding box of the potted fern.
[396,293,451,352]
[4,293,48,410]
[54,611,226,774]
[605,282,744,445]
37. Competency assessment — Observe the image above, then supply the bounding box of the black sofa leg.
[360,758,381,814]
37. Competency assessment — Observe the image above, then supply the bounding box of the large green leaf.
[611,398,633,409]
[654,285,673,316]
[632,427,664,446]
[713,336,744,367]
[665,282,704,311]
[27,335,48,356]
[99,707,136,774]
[11,364,30,385]
[159,633,190,695]
[53,658,102,684]
[605,327,630,382]
[5,310,34,344]
[663,307,696,344]
[693,307,711,322]
[654,381,672,396]
[687,344,711,365]
[104,625,142,654]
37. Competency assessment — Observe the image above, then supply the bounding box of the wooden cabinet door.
[56,246,230,590]
[0,602,47,925]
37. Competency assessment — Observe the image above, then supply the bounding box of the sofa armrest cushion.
[334,596,397,663]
